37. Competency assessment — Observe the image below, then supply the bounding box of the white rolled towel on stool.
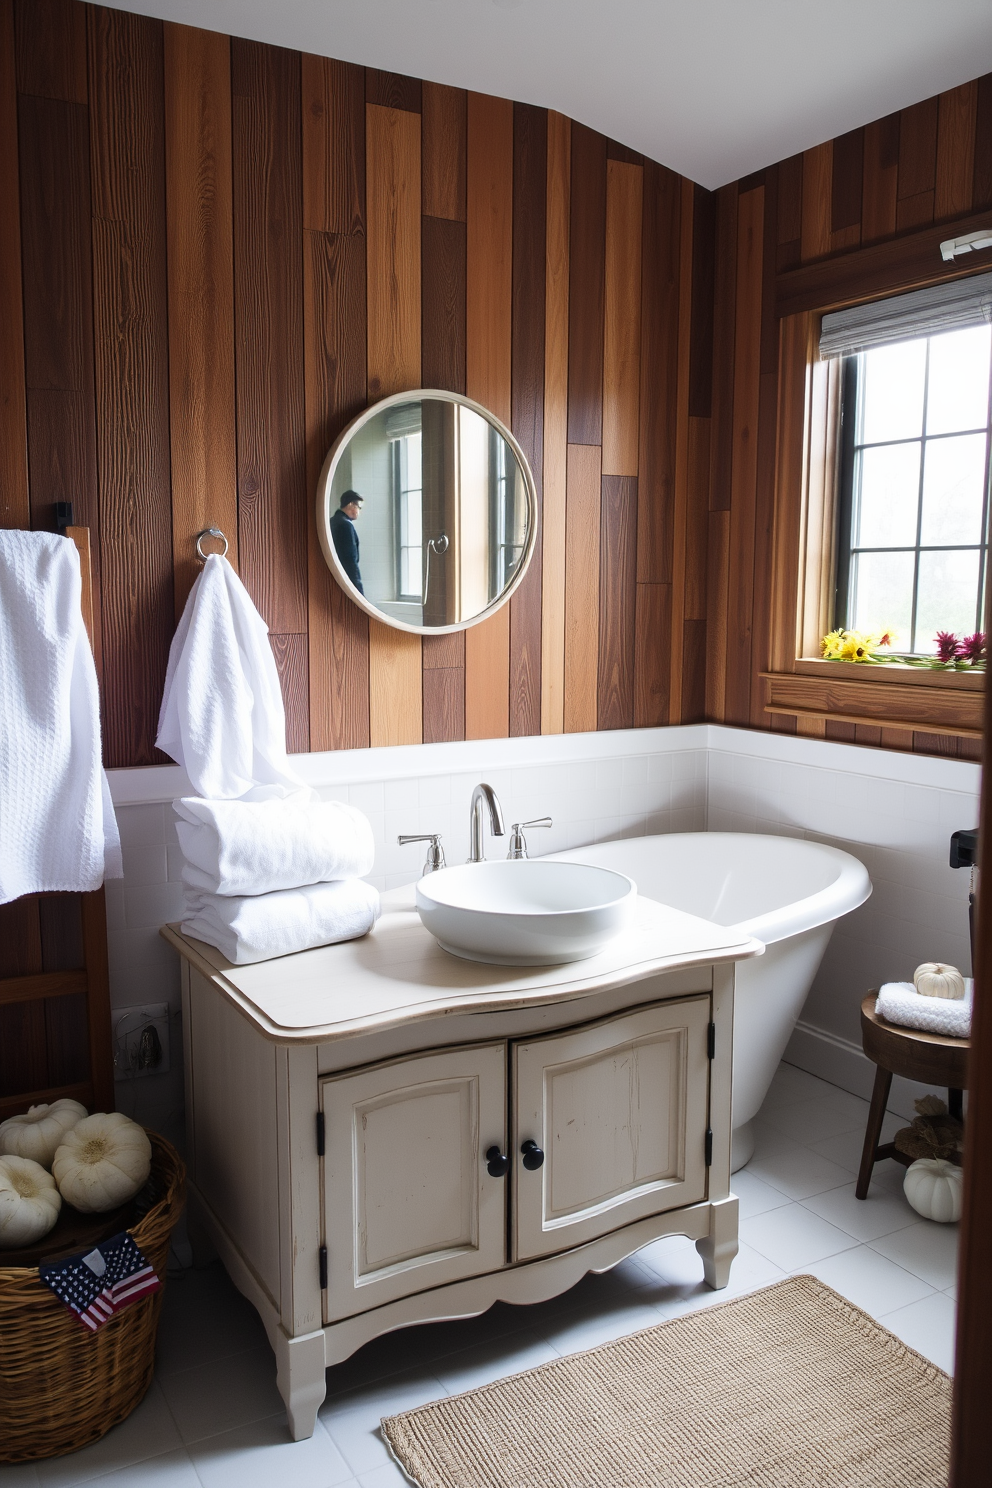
[876,980,972,1039]
[181,878,381,965]
[174,794,375,896]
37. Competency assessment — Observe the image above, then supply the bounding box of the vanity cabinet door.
[320,1043,507,1321]
[512,997,710,1262]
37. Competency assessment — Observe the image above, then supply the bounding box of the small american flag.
[39,1232,161,1332]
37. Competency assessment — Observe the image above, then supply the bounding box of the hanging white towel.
[156,554,306,800]
[174,794,376,896]
[876,981,972,1039]
[181,878,381,965]
[0,532,121,903]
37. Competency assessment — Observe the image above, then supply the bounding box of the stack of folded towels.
[156,554,379,965]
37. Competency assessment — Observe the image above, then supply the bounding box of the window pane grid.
[842,324,992,653]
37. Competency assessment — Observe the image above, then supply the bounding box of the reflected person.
[330,490,364,594]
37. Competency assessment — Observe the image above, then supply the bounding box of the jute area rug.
[381,1276,950,1488]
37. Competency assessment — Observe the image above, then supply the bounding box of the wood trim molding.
[793,657,984,691]
[0,969,88,1007]
[776,205,992,317]
[761,669,983,737]
[0,1081,93,1123]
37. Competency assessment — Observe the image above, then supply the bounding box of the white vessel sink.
[415,859,637,965]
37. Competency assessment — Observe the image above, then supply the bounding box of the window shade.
[384,402,422,440]
[819,270,992,358]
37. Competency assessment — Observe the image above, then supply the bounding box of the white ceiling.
[100,0,992,189]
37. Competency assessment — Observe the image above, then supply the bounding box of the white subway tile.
[117,803,167,848]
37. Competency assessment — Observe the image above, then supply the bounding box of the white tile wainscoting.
[104,724,979,1141]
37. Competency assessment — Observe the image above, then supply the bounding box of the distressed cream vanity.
[162,887,760,1440]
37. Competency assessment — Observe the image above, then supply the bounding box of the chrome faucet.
[468,783,505,863]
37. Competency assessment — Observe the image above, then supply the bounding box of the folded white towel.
[174,794,375,896]
[877,981,972,1039]
[181,878,381,964]
[156,554,306,800]
[0,532,121,903]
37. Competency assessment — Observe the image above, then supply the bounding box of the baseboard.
[784,1019,943,1121]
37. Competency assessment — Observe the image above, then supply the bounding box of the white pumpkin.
[914,962,966,1000]
[904,1157,963,1223]
[0,1099,88,1169]
[52,1113,152,1213]
[0,1155,62,1248]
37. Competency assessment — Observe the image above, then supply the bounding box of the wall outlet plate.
[113,1003,170,1081]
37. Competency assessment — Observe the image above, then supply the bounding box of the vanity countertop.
[161,884,762,1045]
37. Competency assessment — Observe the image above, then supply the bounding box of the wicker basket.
[0,1130,185,1462]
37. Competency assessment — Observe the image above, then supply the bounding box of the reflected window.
[836,324,992,653]
[492,430,524,594]
[393,432,423,602]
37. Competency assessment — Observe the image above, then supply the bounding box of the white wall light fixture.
[940,229,992,262]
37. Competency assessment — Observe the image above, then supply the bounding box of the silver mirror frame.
[315,389,540,636]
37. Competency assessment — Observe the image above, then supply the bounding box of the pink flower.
[935,631,963,663]
[961,631,986,663]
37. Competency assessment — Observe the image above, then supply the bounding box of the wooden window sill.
[792,657,984,691]
[761,665,983,738]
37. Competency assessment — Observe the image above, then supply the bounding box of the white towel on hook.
[876,981,972,1039]
[181,878,381,965]
[0,532,121,904]
[156,554,306,801]
[173,794,376,896]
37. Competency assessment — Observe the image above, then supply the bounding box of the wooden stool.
[856,991,969,1199]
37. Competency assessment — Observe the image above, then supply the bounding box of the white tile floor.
[2,1063,959,1488]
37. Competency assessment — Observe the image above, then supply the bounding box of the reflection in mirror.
[317,392,536,634]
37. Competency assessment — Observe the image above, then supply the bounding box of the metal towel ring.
[195,527,229,561]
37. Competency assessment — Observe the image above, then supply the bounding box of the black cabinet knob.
[521,1139,545,1171]
[485,1145,510,1178]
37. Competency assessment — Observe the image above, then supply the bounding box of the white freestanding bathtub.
[549,833,872,1170]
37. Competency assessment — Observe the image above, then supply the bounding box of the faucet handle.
[506,818,553,861]
[397,833,446,875]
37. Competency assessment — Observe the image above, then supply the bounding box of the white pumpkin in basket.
[0,1099,87,1169]
[914,963,966,1001]
[0,1154,62,1247]
[904,1157,963,1223]
[52,1112,151,1213]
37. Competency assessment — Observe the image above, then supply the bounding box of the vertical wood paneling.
[597,475,636,729]
[776,153,803,271]
[17,63,101,669]
[302,54,369,752]
[164,22,237,616]
[422,629,465,744]
[465,92,513,740]
[935,81,977,220]
[800,142,832,260]
[303,229,370,751]
[365,100,422,745]
[723,185,763,726]
[541,112,570,736]
[563,444,600,732]
[668,177,694,723]
[87,7,173,766]
[566,124,606,446]
[602,161,642,477]
[897,97,937,229]
[861,113,899,243]
[365,69,421,114]
[0,0,29,529]
[509,102,546,739]
[636,162,680,581]
[302,55,364,235]
[830,127,862,250]
[974,75,992,211]
[14,0,87,102]
[232,39,308,655]
[422,82,466,221]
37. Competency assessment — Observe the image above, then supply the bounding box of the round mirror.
[315,390,538,634]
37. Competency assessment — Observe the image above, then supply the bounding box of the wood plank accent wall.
[0,1,710,765]
[707,75,992,763]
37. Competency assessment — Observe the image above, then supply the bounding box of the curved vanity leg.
[695,1196,739,1290]
[274,1328,327,1441]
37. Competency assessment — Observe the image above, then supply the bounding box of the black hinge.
[704,1128,713,1167]
[707,1022,716,1060]
[319,1245,328,1290]
[316,1111,325,1157]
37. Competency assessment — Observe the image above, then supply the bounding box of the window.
[835,324,992,653]
[393,432,423,602]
